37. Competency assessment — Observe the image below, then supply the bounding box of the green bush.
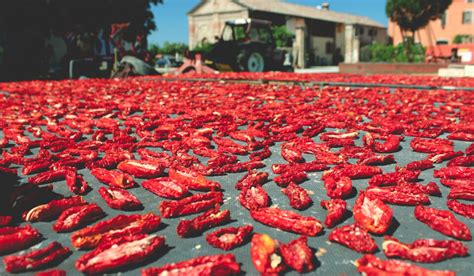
[271,25,294,48]
[453,34,471,44]
[369,42,425,63]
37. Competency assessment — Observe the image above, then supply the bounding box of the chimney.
[321,2,329,10]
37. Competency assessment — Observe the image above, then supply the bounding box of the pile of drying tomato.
[166,72,474,88]
[0,76,472,275]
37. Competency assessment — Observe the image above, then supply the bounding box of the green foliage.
[369,42,425,63]
[193,42,214,54]
[386,0,452,33]
[271,25,294,48]
[453,34,471,44]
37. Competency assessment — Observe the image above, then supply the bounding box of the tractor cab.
[209,19,285,72]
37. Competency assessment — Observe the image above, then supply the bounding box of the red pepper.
[354,191,393,234]
[323,175,352,199]
[177,206,231,237]
[169,167,221,191]
[142,254,241,276]
[90,167,135,188]
[250,233,286,274]
[414,205,471,240]
[382,236,468,263]
[251,207,323,236]
[206,225,253,250]
[235,170,268,190]
[71,213,161,249]
[22,196,86,222]
[280,236,315,273]
[98,186,142,211]
[320,199,347,228]
[3,242,70,273]
[239,185,270,210]
[117,159,165,178]
[0,225,42,255]
[328,223,378,253]
[447,199,474,219]
[76,234,165,274]
[159,191,223,218]
[365,183,430,205]
[355,254,455,276]
[281,182,312,210]
[53,203,105,232]
[142,177,189,199]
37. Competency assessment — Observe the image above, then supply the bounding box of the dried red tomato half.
[177,206,231,238]
[22,196,86,222]
[414,205,471,241]
[404,159,434,171]
[365,184,430,205]
[36,269,66,276]
[159,191,223,218]
[250,233,286,274]
[281,182,312,210]
[280,236,315,273]
[3,242,70,273]
[382,236,468,263]
[142,177,189,199]
[169,167,221,191]
[98,186,142,211]
[0,216,12,227]
[0,225,42,255]
[355,254,455,275]
[53,203,105,233]
[328,224,378,253]
[320,199,347,228]
[142,254,241,275]
[410,137,453,153]
[234,170,268,190]
[434,166,474,179]
[71,213,161,249]
[368,170,420,187]
[251,207,323,236]
[447,199,474,219]
[239,185,270,210]
[447,155,474,167]
[354,191,393,234]
[206,225,253,251]
[428,151,464,163]
[76,234,165,274]
[323,174,352,199]
[90,168,135,188]
[117,159,165,178]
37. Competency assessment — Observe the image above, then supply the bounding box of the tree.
[271,25,294,48]
[386,0,451,61]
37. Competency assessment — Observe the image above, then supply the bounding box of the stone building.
[188,0,388,67]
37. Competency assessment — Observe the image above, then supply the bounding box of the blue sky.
[148,0,388,46]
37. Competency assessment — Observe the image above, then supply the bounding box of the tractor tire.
[237,51,265,72]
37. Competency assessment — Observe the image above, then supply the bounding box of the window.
[436,39,449,45]
[368,29,378,37]
[325,42,333,54]
[462,11,472,24]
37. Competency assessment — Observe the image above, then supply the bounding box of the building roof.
[238,0,385,28]
[189,0,385,28]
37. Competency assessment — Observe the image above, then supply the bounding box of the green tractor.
[178,19,288,74]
